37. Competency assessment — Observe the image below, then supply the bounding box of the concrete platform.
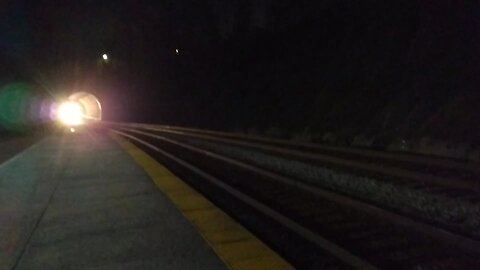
[0,130,227,269]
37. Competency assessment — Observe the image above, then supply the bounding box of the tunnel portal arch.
[68,92,102,121]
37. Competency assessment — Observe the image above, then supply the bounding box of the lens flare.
[0,82,33,130]
[57,101,84,126]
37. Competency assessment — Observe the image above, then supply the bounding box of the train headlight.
[57,101,84,126]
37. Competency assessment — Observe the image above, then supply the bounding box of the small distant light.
[102,53,108,60]
[70,127,75,133]
[175,49,179,54]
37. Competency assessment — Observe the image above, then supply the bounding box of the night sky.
[1,1,480,145]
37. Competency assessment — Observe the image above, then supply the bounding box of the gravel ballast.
[181,137,480,238]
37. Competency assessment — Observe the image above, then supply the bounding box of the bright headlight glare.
[57,101,84,126]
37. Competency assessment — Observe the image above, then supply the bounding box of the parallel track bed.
[111,126,480,269]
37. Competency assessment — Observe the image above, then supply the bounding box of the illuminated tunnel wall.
[68,92,102,121]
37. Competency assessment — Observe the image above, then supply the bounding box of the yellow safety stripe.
[112,133,295,270]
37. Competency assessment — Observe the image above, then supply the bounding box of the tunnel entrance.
[68,92,102,121]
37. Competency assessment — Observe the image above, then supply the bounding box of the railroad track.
[128,124,480,192]
[106,123,480,269]
[108,123,480,237]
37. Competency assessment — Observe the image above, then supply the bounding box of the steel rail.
[116,127,480,257]
[111,129,378,270]
[123,124,480,193]
[117,122,480,174]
